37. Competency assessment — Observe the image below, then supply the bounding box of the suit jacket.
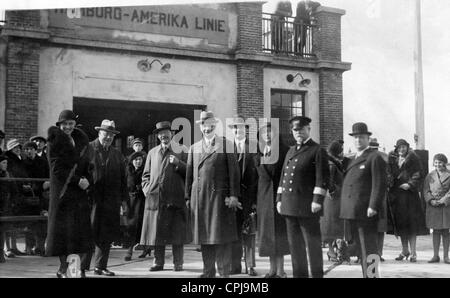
[340,148,387,221]
[276,139,329,218]
[185,135,240,244]
[234,139,258,216]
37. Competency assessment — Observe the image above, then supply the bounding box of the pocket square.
[359,165,365,169]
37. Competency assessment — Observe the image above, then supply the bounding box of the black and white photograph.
[0,0,449,282]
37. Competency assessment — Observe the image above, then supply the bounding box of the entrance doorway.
[73,97,206,155]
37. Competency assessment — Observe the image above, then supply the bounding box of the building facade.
[0,2,350,152]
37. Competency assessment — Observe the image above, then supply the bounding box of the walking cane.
[357,227,368,278]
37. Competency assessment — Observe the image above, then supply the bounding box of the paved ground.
[1,234,450,278]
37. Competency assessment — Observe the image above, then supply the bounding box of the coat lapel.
[198,136,219,169]
[345,149,371,172]
[287,139,313,161]
[438,169,450,185]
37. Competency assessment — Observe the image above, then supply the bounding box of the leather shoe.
[10,248,26,256]
[198,273,214,278]
[174,265,183,272]
[248,268,258,276]
[264,272,277,278]
[149,265,164,272]
[444,257,450,264]
[56,270,67,278]
[94,268,115,276]
[428,256,440,263]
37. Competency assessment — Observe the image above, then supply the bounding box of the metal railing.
[262,13,316,58]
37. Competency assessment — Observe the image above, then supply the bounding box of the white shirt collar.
[355,146,370,158]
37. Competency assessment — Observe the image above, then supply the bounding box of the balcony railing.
[262,13,315,58]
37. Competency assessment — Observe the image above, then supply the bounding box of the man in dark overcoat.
[340,122,387,277]
[82,119,128,276]
[228,116,259,276]
[276,116,329,278]
[46,110,93,278]
[185,111,241,278]
[140,121,189,272]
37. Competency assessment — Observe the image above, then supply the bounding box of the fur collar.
[47,126,89,151]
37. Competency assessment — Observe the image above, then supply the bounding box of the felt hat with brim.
[196,111,218,124]
[129,151,146,163]
[95,119,120,134]
[56,110,78,126]
[369,138,379,148]
[395,139,409,148]
[6,139,21,151]
[23,141,38,150]
[30,135,46,143]
[289,116,312,129]
[349,122,372,136]
[228,115,248,128]
[153,121,172,134]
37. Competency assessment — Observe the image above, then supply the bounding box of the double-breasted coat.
[340,148,387,221]
[140,142,190,246]
[255,142,290,256]
[423,169,450,229]
[276,139,329,218]
[185,135,241,245]
[46,126,93,256]
[88,139,128,245]
[387,150,428,236]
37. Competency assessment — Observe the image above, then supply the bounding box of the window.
[271,89,305,146]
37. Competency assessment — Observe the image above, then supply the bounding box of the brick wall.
[5,10,41,29]
[4,37,40,144]
[236,3,262,52]
[312,8,343,61]
[319,69,343,147]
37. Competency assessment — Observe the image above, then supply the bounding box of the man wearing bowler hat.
[276,116,329,278]
[140,121,190,272]
[185,111,241,277]
[228,115,259,276]
[82,119,128,276]
[340,122,387,277]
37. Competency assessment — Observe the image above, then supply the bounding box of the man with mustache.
[81,119,128,277]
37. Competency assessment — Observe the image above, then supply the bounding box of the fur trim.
[47,126,89,156]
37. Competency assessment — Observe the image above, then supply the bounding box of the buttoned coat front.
[340,148,387,221]
[140,142,189,246]
[276,139,329,218]
[423,169,450,229]
[185,136,240,245]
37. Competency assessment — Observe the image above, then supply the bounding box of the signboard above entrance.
[48,5,233,46]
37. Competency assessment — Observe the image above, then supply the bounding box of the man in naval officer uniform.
[276,116,329,278]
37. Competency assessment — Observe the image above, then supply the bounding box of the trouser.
[81,242,111,270]
[285,216,323,278]
[154,244,184,266]
[231,233,256,272]
[349,219,379,275]
[201,243,232,278]
[377,232,385,256]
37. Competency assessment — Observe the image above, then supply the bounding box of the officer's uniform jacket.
[276,138,329,217]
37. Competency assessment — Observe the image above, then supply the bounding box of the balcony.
[262,13,316,58]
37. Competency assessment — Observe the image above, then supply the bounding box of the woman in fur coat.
[46,110,93,278]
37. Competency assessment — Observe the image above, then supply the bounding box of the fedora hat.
[6,139,21,151]
[56,110,78,126]
[196,111,218,124]
[95,119,120,134]
[228,115,248,128]
[369,138,379,148]
[153,121,172,134]
[349,122,372,136]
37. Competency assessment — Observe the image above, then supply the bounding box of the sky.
[1,0,449,163]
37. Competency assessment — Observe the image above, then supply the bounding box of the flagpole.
[414,0,425,150]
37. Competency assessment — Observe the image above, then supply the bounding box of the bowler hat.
[30,135,46,143]
[56,110,78,126]
[6,139,21,151]
[228,115,248,128]
[131,138,144,146]
[153,121,172,134]
[289,116,311,129]
[349,122,372,136]
[196,111,218,124]
[95,119,120,135]
[23,141,38,150]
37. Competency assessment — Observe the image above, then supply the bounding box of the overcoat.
[45,126,93,256]
[255,142,290,256]
[124,161,145,245]
[276,139,329,218]
[387,150,428,235]
[140,142,189,246]
[423,169,450,229]
[340,148,387,221]
[185,135,240,245]
[88,139,128,245]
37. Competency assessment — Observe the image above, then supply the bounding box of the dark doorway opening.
[73,97,206,155]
